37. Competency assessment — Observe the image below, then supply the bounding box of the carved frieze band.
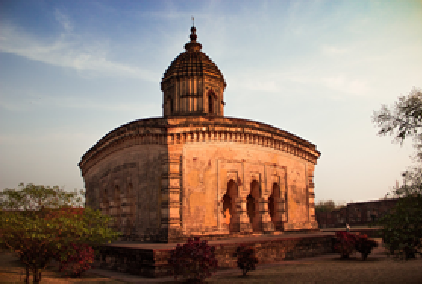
[80,124,319,175]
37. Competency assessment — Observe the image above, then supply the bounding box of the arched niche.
[268,182,280,225]
[208,90,215,114]
[247,179,261,232]
[222,179,238,232]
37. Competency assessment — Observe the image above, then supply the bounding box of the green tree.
[372,87,422,162]
[372,87,422,259]
[0,183,121,283]
[314,200,346,213]
[374,191,422,259]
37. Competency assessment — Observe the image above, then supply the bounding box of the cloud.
[54,9,73,32]
[322,75,369,96]
[0,91,158,112]
[0,12,159,82]
[228,68,372,99]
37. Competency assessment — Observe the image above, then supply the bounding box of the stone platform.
[92,228,381,278]
[91,228,380,278]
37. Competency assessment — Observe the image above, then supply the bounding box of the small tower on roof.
[161,25,226,117]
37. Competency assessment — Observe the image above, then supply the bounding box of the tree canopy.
[372,87,422,162]
[0,183,121,283]
[372,87,422,260]
[314,200,347,213]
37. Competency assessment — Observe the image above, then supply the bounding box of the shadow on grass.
[0,252,128,283]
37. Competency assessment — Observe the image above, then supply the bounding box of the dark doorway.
[223,179,237,232]
[269,183,280,223]
[248,179,261,232]
[208,94,213,114]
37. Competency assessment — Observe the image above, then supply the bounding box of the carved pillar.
[237,196,252,233]
[307,165,318,230]
[227,197,240,233]
[220,203,230,232]
[258,197,274,233]
[161,154,182,241]
[229,197,240,233]
[273,197,285,231]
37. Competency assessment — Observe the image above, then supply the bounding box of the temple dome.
[162,50,226,87]
[161,26,226,117]
[161,26,226,89]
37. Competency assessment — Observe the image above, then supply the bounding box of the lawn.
[1,239,422,283]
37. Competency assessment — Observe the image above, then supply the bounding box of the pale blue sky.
[1,0,421,206]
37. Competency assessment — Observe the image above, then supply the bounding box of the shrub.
[334,232,379,260]
[233,245,258,276]
[55,243,95,278]
[355,234,378,260]
[334,231,357,258]
[169,237,218,283]
[376,193,422,260]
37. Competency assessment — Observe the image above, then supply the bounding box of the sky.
[1,0,421,207]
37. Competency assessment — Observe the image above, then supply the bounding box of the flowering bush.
[55,243,95,277]
[169,237,218,283]
[234,245,258,276]
[334,231,357,258]
[335,232,379,260]
[355,234,378,260]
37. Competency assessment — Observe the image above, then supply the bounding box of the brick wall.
[316,198,399,228]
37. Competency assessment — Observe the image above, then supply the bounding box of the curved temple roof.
[161,26,226,90]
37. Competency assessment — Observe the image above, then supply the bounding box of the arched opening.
[208,90,214,114]
[248,179,261,232]
[247,194,255,226]
[269,183,280,224]
[115,185,120,197]
[208,95,213,114]
[223,194,231,225]
[222,179,237,232]
[268,192,274,221]
[127,183,133,197]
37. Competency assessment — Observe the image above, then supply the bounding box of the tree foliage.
[314,200,346,213]
[372,87,422,162]
[0,183,121,283]
[372,87,422,260]
[374,191,422,260]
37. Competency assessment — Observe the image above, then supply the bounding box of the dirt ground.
[205,255,422,283]
[1,239,422,284]
[0,252,126,284]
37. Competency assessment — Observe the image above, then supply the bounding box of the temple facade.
[78,26,321,243]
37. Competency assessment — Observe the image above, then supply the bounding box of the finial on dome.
[184,19,202,52]
[190,16,197,43]
[190,26,197,42]
[190,16,197,42]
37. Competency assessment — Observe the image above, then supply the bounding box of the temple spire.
[184,23,202,52]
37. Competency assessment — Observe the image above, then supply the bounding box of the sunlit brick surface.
[78,26,321,243]
[79,116,320,242]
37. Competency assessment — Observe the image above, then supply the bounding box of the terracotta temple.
[78,26,321,243]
